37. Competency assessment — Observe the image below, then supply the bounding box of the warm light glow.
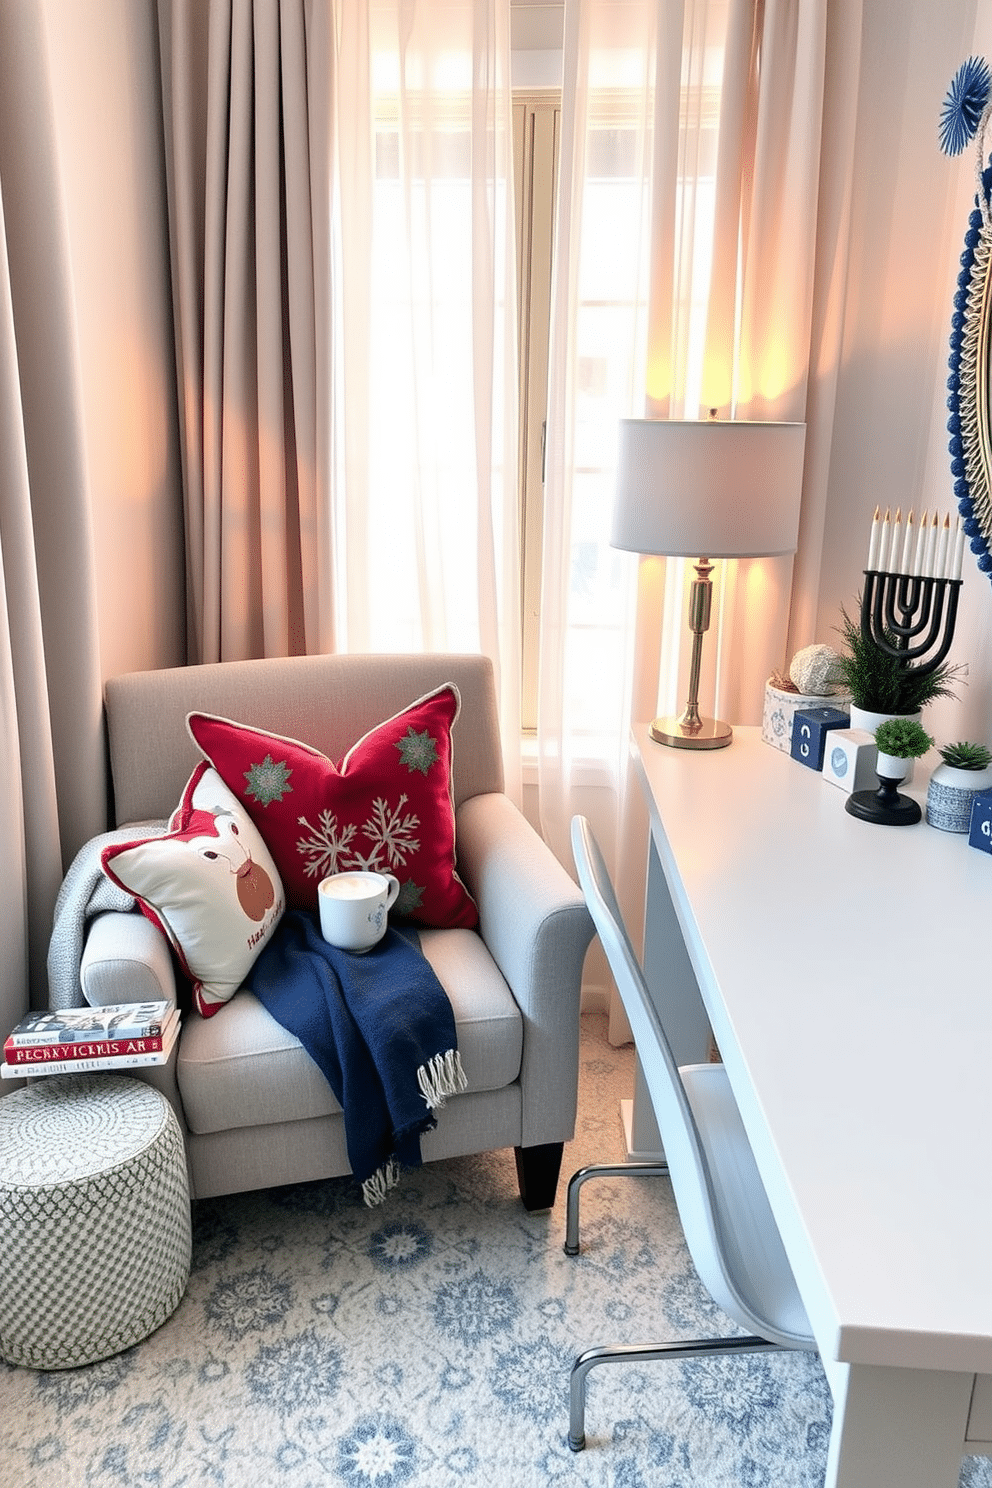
[736,333,803,408]
[742,556,777,618]
[644,363,671,415]
[698,355,734,417]
[98,330,168,503]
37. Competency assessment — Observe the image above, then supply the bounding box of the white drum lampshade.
[613,418,806,748]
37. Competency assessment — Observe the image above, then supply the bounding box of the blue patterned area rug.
[2,1012,990,1488]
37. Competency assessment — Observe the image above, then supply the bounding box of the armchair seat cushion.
[177,927,522,1136]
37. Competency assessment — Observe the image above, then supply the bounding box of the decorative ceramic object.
[875,750,910,782]
[926,743,992,832]
[789,643,845,697]
[928,764,992,831]
[848,704,921,734]
[762,681,851,754]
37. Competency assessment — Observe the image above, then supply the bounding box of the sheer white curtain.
[330,1,521,783]
[539,0,860,1019]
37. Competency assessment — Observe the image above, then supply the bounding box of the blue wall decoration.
[942,57,992,586]
[939,56,991,157]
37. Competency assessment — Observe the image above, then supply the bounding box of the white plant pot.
[875,750,910,782]
[850,707,922,783]
[926,761,992,832]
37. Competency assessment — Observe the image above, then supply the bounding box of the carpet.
[2,1012,989,1488]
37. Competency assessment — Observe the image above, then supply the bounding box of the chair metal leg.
[563,1161,669,1256]
[568,1334,783,1451]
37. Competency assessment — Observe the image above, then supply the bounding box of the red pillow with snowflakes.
[186,685,478,929]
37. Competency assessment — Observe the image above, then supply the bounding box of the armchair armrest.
[81,910,178,1008]
[455,792,594,1147]
[79,909,190,1151]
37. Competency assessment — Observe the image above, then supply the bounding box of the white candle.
[913,510,929,576]
[889,508,902,575]
[922,511,939,577]
[900,509,915,574]
[876,508,892,572]
[934,513,951,580]
[950,517,965,580]
[867,505,881,569]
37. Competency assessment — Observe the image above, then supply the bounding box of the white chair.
[565,814,817,1452]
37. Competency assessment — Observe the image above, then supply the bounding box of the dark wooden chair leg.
[514,1141,564,1211]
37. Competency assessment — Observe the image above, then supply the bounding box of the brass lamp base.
[649,715,733,750]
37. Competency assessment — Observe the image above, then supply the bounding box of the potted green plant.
[926,741,992,832]
[834,605,962,730]
[846,716,934,826]
[873,717,934,781]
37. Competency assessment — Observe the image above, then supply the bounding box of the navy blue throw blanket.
[249,910,467,1205]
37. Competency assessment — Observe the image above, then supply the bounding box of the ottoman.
[0,1072,191,1369]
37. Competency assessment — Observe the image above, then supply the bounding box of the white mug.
[318,870,400,953]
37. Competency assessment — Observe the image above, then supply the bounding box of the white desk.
[631,724,992,1488]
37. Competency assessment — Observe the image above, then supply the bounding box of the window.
[512,83,720,739]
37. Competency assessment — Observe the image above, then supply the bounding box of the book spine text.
[4,1034,168,1064]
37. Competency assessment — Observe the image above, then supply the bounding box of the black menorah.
[860,567,963,675]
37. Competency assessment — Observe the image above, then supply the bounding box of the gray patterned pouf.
[0,1073,191,1369]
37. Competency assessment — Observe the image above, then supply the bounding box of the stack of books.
[2,1001,179,1079]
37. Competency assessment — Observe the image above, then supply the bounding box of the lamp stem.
[679,557,714,733]
[649,555,732,749]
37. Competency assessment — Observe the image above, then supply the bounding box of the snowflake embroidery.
[358,795,420,869]
[296,811,358,879]
[394,727,440,776]
[244,754,293,806]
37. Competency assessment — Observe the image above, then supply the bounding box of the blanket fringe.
[362,1157,402,1208]
[417,1049,468,1111]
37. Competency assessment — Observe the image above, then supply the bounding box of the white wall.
[814,0,991,750]
[41,0,185,684]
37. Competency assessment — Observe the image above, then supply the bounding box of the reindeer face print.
[101,764,285,1015]
[188,807,276,922]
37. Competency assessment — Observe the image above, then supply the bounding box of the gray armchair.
[64,653,593,1208]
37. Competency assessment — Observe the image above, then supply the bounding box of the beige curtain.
[539,0,862,1031]
[0,1,107,1024]
[158,0,334,662]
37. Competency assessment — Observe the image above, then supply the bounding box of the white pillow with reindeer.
[101,763,285,1018]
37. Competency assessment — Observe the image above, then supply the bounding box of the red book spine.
[3,1034,167,1064]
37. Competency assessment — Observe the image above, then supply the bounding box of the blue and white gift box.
[968,790,992,854]
[790,707,851,772]
[821,728,878,793]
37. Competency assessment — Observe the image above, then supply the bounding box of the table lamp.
[613,417,806,748]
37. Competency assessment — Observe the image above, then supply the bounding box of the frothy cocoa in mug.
[321,874,379,899]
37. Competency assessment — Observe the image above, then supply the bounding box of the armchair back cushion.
[105,654,504,829]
